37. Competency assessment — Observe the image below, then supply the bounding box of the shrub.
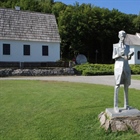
[74,63,114,76]
[130,65,140,74]
[74,63,140,76]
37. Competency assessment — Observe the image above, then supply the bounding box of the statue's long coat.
[112,43,131,86]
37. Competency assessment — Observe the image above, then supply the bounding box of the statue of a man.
[112,30,134,113]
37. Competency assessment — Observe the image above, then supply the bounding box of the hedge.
[74,63,140,76]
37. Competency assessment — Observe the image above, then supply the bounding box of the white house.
[125,33,140,64]
[0,7,61,65]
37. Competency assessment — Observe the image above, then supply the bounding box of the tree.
[52,2,66,21]
[133,14,140,32]
[0,0,138,63]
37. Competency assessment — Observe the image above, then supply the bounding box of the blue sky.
[54,0,140,15]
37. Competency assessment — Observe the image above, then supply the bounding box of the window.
[42,45,48,56]
[138,51,140,60]
[3,44,10,55]
[24,45,30,55]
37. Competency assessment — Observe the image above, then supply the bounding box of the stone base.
[106,107,140,118]
[98,108,140,133]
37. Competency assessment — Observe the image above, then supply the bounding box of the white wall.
[0,40,60,62]
[129,46,135,64]
[129,45,140,64]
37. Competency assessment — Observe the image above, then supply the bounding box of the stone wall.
[0,68,75,77]
[98,112,140,134]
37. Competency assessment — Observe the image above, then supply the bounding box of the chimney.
[15,6,20,11]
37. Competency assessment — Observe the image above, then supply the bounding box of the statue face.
[120,35,125,42]
[118,31,126,42]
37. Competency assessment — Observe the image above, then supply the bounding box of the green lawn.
[132,75,140,80]
[0,80,140,140]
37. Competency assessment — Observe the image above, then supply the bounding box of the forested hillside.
[0,0,140,63]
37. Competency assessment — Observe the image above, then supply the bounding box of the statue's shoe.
[114,107,120,113]
[124,105,130,110]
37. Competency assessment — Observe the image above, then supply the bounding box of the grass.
[0,80,140,140]
[132,75,140,80]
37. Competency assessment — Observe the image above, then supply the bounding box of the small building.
[125,33,140,64]
[0,7,61,66]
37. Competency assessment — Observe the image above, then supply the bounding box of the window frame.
[42,45,48,56]
[23,45,30,56]
[3,44,10,55]
[138,51,140,60]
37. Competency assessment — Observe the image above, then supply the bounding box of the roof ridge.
[0,8,61,42]
[136,33,140,38]
[0,7,54,16]
[125,33,140,46]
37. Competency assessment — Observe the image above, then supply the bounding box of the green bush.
[74,63,114,75]
[130,65,140,74]
[74,63,140,76]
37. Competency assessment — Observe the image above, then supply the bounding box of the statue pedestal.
[106,108,140,118]
[98,108,140,133]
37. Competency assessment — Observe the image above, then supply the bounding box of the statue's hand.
[120,50,124,56]
[121,55,128,60]
[128,55,131,60]
[124,55,128,60]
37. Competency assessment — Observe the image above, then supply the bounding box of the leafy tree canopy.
[0,0,139,63]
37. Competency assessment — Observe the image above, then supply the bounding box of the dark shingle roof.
[125,33,140,46]
[0,8,61,42]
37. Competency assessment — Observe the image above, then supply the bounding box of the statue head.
[118,30,126,42]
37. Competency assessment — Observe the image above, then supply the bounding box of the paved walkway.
[0,75,140,90]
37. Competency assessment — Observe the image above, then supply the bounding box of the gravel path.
[0,75,139,90]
